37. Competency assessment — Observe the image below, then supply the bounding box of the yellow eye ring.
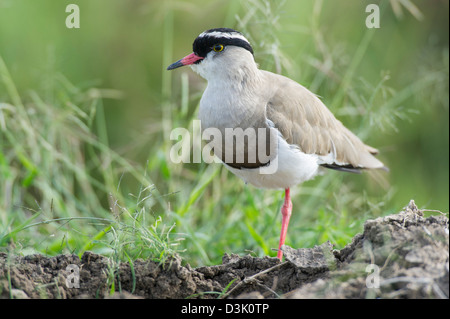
[212,44,224,52]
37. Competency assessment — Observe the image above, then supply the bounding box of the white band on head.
[198,31,250,44]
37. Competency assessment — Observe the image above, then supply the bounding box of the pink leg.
[277,188,292,260]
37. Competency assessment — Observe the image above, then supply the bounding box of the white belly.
[224,135,320,189]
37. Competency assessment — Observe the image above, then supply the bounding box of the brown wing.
[263,71,384,170]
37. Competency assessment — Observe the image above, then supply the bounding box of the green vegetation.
[0,0,448,267]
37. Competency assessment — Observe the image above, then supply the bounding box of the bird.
[167,28,386,260]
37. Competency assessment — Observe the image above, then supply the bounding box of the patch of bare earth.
[0,201,448,299]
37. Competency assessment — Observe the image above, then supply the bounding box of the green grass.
[0,54,176,262]
[0,0,448,267]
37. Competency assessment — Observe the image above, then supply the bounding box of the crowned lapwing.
[168,28,386,260]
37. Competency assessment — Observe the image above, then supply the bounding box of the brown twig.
[219,261,288,299]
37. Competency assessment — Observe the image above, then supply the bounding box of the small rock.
[11,289,29,299]
[281,242,336,273]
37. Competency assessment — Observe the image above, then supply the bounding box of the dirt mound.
[1,201,448,299]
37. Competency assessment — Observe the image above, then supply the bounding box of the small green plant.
[103,188,185,264]
[186,278,237,299]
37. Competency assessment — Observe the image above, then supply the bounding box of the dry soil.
[0,200,448,299]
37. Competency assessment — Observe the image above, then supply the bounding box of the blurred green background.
[0,0,448,266]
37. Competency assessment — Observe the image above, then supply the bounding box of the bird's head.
[167,28,255,80]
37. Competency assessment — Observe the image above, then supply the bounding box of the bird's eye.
[212,44,224,52]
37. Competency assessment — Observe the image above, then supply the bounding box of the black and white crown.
[192,28,253,58]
